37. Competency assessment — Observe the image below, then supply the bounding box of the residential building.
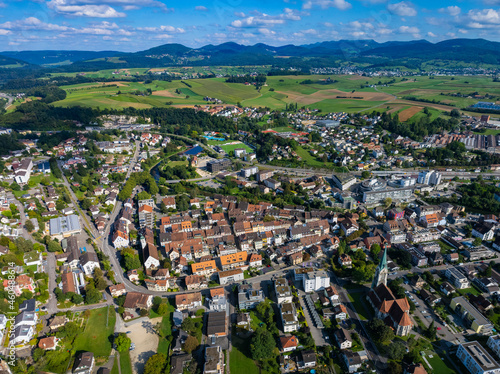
[450,297,493,334]
[218,269,244,285]
[457,341,500,374]
[207,159,231,173]
[332,174,357,191]
[279,335,298,352]
[343,351,364,373]
[192,261,218,277]
[280,302,299,332]
[203,346,224,374]
[238,283,264,310]
[175,292,202,310]
[303,270,330,293]
[123,292,153,310]
[417,170,442,186]
[73,352,95,374]
[185,274,208,290]
[297,350,316,370]
[472,223,495,241]
[334,327,352,349]
[207,311,228,338]
[445,267,470,289]
[274,277,293,304]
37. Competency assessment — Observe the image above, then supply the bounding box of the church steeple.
[372,246,388,288]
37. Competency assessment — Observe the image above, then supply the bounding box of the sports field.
[51,73,500,118]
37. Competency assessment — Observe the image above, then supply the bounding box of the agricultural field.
[50,73,500,119]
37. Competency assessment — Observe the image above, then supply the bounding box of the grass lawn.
[73,306,116,357]
[347,292,372,321]
[456,286,481,296]
[295,146,332,168]
[425,351,456,374]
[110,356,119,374]
[119,351,133,374]
[157,303,175,355]
[230,335,260,374]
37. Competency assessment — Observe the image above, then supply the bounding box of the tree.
[157,303,169,316]
[160,201,168,214]
[388,362,403,374]
[143,353,167,374]
[71,294,84,304]
[368,318,394,344]
[25,220,34,233]
[250,327,276,361]
[47,240,62,252]
[387,341,406,360]
[473,236,482,247]
[181,317,195,332]
[182,335,198,354]
[81,199,92,210]
[137,191,151,200]
[426,320,437,340]
[361,170,370,179]
[370,243,381,259]
[115,333,131,352]
[85,288,102,304]
[384,197,392,207]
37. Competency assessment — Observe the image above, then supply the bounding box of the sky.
[0,0,499,51]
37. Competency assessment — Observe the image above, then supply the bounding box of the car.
[41,306,47,311]
[422,310,426,314]
[437,327,442,330]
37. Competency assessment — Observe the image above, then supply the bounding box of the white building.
[417,170,442,186]
[487,335,500,358]
[445,267,470,289]
[457,341,500,374]
[303,270,330,293]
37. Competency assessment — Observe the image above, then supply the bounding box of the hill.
[0,50,119,66]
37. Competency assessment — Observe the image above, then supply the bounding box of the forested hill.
[3,38,500,74]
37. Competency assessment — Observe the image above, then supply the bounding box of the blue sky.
[0,0,499,51]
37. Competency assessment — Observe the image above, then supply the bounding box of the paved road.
[0,93,14,109]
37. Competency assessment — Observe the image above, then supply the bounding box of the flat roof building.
[457,341,500,374]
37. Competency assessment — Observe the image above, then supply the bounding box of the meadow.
[50,73,500,120]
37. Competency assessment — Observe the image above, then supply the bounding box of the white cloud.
[398,25,420,37]
[302,0,351,10]
[467,8,500,25]
[458,28,468,34]
[0,17,70,31]
[230,8,304,28]
[387,1,417,17]
[438,6,461,16]
[195,5,208,11]
[138,25,185,33]
[427,31,437,37]
[259,28,276,35]
[47,0,126,17]
[0,29,10,35]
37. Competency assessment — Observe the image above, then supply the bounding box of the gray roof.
[49,215,81,236]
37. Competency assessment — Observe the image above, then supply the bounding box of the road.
[0,93,14,109]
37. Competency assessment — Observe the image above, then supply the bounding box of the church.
[366,248,414,336]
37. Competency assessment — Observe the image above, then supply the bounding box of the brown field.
[277,89,394,106]
[386,105,407,114]
[399,106,423,121]
[153,89,178,98]
[347,75,367,80]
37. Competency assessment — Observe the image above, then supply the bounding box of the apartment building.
[457,341,500,374]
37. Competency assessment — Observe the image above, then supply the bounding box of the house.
[208,288,227,311]
[48,315,67,331]
[297,350,316,370]
[238,283,264,309]
[279,335,298,352]
[280,302,299,332]
[440,281,455,296]
[127,269,139,282]
[38,336,58,350]
[218,269,244,285]
[80,252,100,275]
[123,292,153,310]
[109,283,127,297]
[343,351,364,373]
[24,251,42,267]
[445,267,470,289]
[404,364,427,374]
[175,292,202,310]
[203,346,224,374]
[185,274,208,290]
[73,352,94,374]
[419,289,440,306]
[112,230,129,249]
[274,278,293,304]
[162,196,176,210]
[338,254,352,267]
[302,270,330,292]
[143,243,160,270]
[191,260,218,277]
[447,253,459,262]
[410,275,425,289]
[334,327,352,349]
[334,304,348,320]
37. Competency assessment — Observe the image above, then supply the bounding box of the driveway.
[297,292,327,347]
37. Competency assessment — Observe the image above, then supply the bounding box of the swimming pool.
[203,135,225,141]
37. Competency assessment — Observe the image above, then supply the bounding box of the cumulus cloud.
[230,8,303,28]
[398,25,420,36]
[427,31,437,37]
[0,17,71,31]
[138,25,185,33]
[387,1,417,16]
[438,6,461,16]
[0,29,10,35]
[47,0,126,17]
[467,8,500,27]
[195,5,208,11]
[302,0,351,10]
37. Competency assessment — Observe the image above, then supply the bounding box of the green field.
[348,291,372,321]
[73,306,116,357]
[425,351,456,374]
[49,74,500,117]
[220,142,254,154]
[230,335,260,374]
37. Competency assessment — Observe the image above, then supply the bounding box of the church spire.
[372,246,389,288]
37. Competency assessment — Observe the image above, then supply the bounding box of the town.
[0,102,499,374]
